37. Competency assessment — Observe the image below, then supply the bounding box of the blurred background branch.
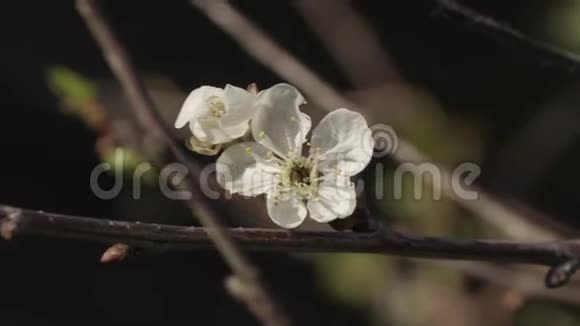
[76,1,290,325]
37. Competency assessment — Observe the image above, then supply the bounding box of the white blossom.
[174,84,255,145]
[216,83,374,228]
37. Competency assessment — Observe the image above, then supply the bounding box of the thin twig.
[191,0,562,242]
[1,205,580,280]
[76,1,289,325]
[431,0,580,72]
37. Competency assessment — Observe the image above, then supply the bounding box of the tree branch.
[2,204,580,288]
[430,0,580,72]
[76,1,289,325]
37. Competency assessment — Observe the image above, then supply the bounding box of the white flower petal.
[251,83,309,157]
[316,147,373,176]
[307,177,356,222]
[221,120,250,140]
[216,142,279,196]
[310,108,373,176]
[190,119,231,144]
[221,84,255,126]
[267,193,307,228]
[175,86,222,128]
[190,119,249,145]
[299,112,311,145]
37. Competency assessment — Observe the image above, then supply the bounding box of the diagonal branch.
[76,1,289,325]
[430,0,580,72]
[294,0,400,86]
[2,204,580,288]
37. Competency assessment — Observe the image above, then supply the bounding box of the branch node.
[545,259,580,289]
[0,206,22,240]
[100,243,131,264]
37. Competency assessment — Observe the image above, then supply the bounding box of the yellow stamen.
[208,96,226,119]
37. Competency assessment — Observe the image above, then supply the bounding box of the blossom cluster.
[175,83,374,228]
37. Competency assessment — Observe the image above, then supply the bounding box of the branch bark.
[2,204,580,288]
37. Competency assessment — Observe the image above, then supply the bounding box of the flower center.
[252,131,325,204]
[208,96,226,119]
[290,164,311,185]
[279,154,319,200]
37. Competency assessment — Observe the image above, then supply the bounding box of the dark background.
[1,1,579,325]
